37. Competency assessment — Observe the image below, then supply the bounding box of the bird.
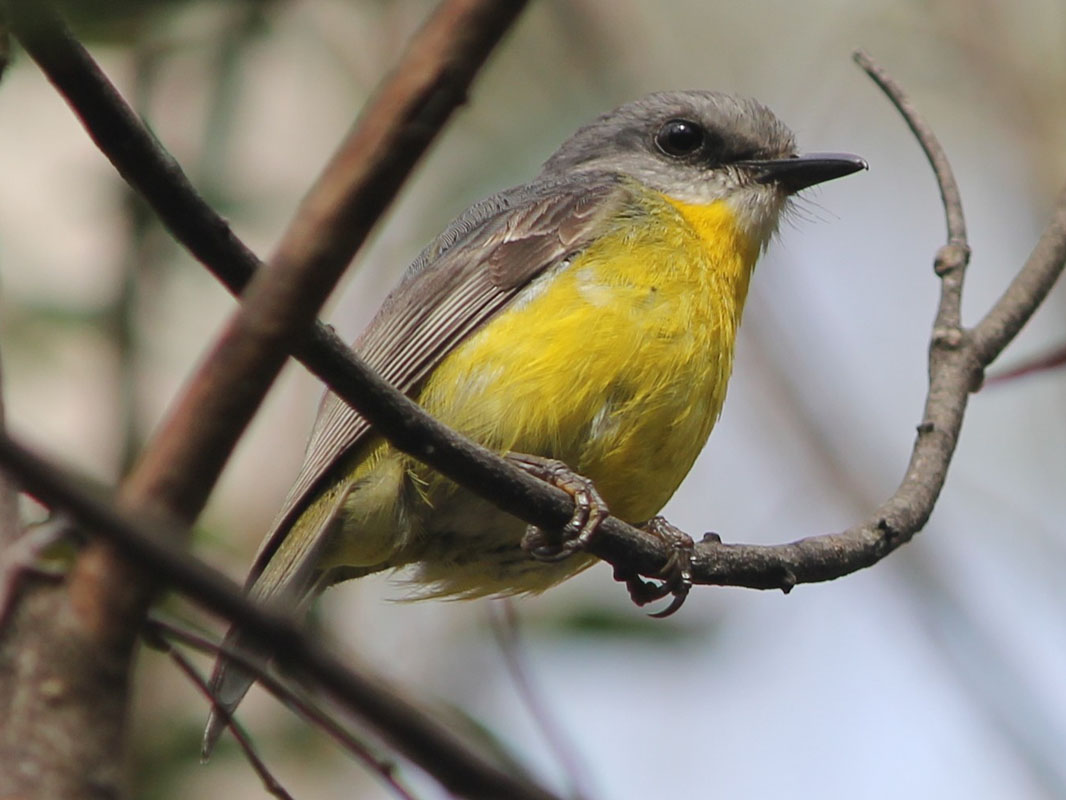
[202,89,866,756]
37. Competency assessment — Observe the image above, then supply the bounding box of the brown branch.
[489,602,593,800]
[0,431,560,800]
[114,0,528,524]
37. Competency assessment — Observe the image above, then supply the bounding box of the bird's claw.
[614,516,694,618]
[508,453,608,562]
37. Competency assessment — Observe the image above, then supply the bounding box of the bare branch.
[490,602,593,800]
[112,0,529,524]
[853,50,968,249]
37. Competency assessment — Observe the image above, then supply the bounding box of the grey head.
[539,90,865,235]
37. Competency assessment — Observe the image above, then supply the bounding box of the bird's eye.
[655,118,705,157]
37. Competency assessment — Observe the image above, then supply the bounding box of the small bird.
[203,90,865,755]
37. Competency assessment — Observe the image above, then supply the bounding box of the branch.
[113,0,530,523]
[971,186,1066,364]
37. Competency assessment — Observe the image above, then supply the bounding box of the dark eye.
[654,118,705,157]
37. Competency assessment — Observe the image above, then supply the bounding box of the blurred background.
[2,0,1065,797]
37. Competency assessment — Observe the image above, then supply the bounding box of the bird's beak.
[740,152,868,194]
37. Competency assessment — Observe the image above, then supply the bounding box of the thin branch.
[145,614,420,800]
[0,431,561,800]
[145,629,296,800]
[853,50,968,250]
[853,49,970,341]
[9,0,261,295]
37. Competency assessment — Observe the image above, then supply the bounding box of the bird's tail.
[200,522,329,760]
[201,627,265,759]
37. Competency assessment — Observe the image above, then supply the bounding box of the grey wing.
[243,173,628,587]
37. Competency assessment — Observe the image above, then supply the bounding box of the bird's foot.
[509,453,608,562]
[614,515,695,618]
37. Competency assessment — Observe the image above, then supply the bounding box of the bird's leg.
[508,453,608,562]
[614,515,695,618]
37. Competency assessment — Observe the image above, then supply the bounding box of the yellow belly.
[417,189,759,522]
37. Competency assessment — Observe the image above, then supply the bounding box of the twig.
[144,626,296,800]
[853,50,967,249]
[145,614,420,800]
[0,430,560,800]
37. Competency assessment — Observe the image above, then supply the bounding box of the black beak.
[740,152,867,194]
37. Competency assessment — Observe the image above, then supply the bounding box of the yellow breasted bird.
[203,90,865,754]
